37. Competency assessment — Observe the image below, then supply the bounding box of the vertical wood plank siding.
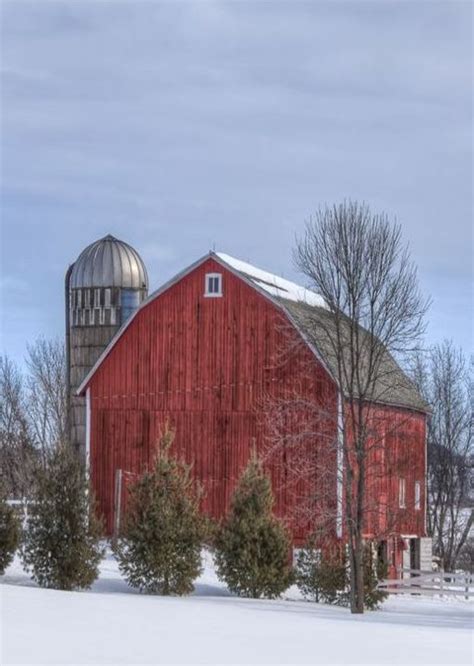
[87,257,426,544]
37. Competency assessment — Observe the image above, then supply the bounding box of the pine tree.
[0,491,21,575]
[21,445,103,590]
[296,536,349,606]
[362,542,388,610]
[115,425,205,595]
[296,538,387,609]
[215,452,293,599]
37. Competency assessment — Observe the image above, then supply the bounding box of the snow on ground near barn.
[1,551,472,665]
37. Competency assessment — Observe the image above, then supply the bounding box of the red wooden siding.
[86,256,427,547]
[359,404,426,539]
[88,258,338,539]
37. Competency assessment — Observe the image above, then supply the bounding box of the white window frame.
[414,481,421,510]
[94,288,101,307]
[110,307,116,325]
[84,289,91,307]
[204,273,223,297]
[399,478,406,509]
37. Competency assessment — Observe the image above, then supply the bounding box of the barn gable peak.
[77,251,327,393]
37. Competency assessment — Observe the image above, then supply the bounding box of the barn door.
[410,538,420,570]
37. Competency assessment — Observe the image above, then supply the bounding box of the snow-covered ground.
[1,551,472,665]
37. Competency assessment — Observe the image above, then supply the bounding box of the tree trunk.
[349,531,365,613]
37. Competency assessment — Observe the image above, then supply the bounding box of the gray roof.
[280,300,428,413]
[70,235,148,289]
[220,256,428,413]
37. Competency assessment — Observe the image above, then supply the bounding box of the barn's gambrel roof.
[280,300,428,413]
[217,254,427,413]
[78,251,427,413]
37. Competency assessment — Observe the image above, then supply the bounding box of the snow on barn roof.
[216,253,326,308]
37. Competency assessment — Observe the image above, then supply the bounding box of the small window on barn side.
[205,273,223,297]
[399,478,406,509]
[414,481,421,510]
[104,288,111,307]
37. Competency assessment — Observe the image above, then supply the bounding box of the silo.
[65,234,149,459]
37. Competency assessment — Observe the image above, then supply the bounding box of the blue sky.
[1,1,472,366]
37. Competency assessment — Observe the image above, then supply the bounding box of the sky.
[1,0,472,367]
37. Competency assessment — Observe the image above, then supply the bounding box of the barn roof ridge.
[215,252,326,309]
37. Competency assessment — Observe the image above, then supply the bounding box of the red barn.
[73,247,431,574]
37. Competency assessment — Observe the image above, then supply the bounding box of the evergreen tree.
[296,537,387,609]
[21,445,103,590]
[0,491,21,574]
[215,452,293,599]
[296,536,349,605]
[362,542,388,610]
[115,425,205,595]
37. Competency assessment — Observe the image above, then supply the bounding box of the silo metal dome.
[70,234,148,290]
[66,234,149,459]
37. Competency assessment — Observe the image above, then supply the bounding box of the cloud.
[0,0,472,358]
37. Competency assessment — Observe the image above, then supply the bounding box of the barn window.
[84,289,91,307]
[94,288,101,307]
[104,288,111,307]
[414,481,421,510]
[205,273,222,297]
[399,478,406,509]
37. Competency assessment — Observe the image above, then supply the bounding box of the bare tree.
[457,536,474,573]
[26,338,68,461]
[0,339,68,497]
[0,356,36,496]
[410,341,473,571]
[287,200,428,613]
